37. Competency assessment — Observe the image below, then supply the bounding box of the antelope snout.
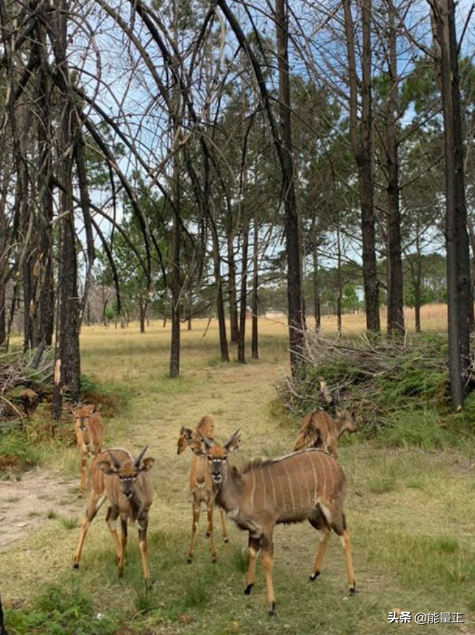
[212,472,222,484]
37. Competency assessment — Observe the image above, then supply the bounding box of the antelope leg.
[73,493,106,568]
[105,506,121,558]
[219,508,229,543]
[207,503,217,563]
[187,503,200,563]
[79,451,87,494]
[310,529,330,581]
[341,528,356,593]
[244,535,261,595]
[138,514,151,588]
[261,535,275,616]
[118,518,128,577]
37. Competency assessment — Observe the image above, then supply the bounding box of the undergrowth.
[0,374,125,477]
[5,578,119,635]
[277,333,475,453]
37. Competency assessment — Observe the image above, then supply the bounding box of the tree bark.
[344,0,380,332]
[169,153,181,378]
[385,0,404,338]
[227,229,239,343]
[431,0,472,409]
[0,282,5,346]
[251,210,259,360]
[312,218,321,333]
[276,0,305,374]
[35,29,55,347]
[237,204,249,364]
[52,0,81,417]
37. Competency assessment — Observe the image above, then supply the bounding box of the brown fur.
[292,408,357,458]
[73,447,155,586]
[72,405,105,494]
[176,415,228,563]
[197,432,356,615]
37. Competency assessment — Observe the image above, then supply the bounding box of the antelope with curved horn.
[192,430,356,616]
[71,404,105,494]
[177,415,228,563]
[73,446,155,586]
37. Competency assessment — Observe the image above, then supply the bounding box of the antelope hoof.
[244,583,253,596]
[211,556,217,564]
[224,538,230,544]
[118,569,124,578]
[73,562,79,570]
[349,585,356,595]
[187,556,193,564]
[205,532,210,538]
[144,578,152,590]
[268,602,276,617]
[309,571,320,582]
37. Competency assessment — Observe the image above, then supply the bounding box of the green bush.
[277,333,474,451]
[0,430,41,474]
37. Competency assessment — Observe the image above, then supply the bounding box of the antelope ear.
[98,459,116,475]
[224,429,241,454]
[87,405,96,414]
[335,406,344,418]
[140,457,155,471]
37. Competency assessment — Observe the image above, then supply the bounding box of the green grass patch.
[5,578,119,635]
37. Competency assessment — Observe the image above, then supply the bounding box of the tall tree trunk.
[385,0,404,338]
[251,211,259,360]
[52,0,81,417]
[36,33,55,347]
[0,282,5,346]
[237,205,249,364]
[169,154,181,377]
[344,0,380,332]
[187,289,193,331]
[336,222,342,336]
[431,0,472,409]
[139,300,146,334]
[276,0,305,374]
[312,218,321,333]
[414,257,422,333]
[227,230,239,343]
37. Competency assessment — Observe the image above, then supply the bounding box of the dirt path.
[1,469,83,548]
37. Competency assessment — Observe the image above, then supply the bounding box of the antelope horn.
[107,450,121,470]
[224,429,241,449]
[134,445,149,467]
[199,433,214,449]
[179,425,186,435]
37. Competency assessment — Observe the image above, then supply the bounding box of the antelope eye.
[222,457,227,462]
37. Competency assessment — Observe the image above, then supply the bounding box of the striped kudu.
[72,405,105,494]
[73,446,155,586]
[177,415,228,563]
[194,431,356,616]
[293,407,357,458]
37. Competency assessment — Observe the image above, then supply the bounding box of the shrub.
[277,333,473,451]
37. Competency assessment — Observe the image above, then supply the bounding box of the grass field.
[3,307,475,634]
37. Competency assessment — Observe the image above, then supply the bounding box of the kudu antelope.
[193,431,356,616]
[177,415,228,563]
[72,404,105,494]
[293,379,357,458]
[293,407,357,458]
[73,446,155,586]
